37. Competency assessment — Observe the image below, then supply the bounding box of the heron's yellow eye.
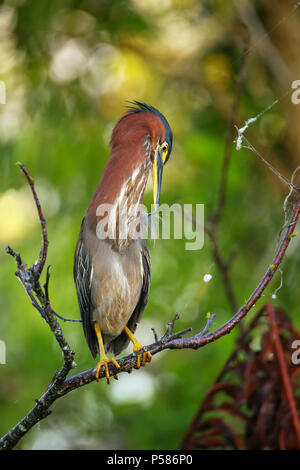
[160,142,168,163]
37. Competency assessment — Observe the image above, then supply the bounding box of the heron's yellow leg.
[94,322,120,384]
[124,326,151,368]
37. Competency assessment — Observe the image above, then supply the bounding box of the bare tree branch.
[17,163,49,280]
[167,193,300,351]
[1,148,299,450]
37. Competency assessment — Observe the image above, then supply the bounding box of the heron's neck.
[95,160,150,252]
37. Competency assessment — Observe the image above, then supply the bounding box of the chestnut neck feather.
[87,112,165,218]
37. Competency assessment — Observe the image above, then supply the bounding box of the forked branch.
[1,164,299,450]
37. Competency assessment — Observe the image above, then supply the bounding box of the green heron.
[74,102,173,383]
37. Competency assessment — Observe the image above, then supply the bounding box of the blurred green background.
[0,0,300,450]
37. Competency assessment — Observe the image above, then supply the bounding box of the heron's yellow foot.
[134,347,151,369]
[95,355,120,384]
[124,326,152,369]
[94,322,120,384]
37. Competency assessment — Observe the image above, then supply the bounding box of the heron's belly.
[91,247,143,339]
[93,281,140,339]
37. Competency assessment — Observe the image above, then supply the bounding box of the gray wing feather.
[73,218,98,358]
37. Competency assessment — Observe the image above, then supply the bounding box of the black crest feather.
[125,100,173,160]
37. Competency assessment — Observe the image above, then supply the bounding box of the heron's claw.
[134,345,152,369]
[123,326,152,369]
[95,356,120,384]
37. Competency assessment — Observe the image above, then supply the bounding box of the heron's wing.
[132,241,151,324]
[73,218,98,358]
[110,240,151,356]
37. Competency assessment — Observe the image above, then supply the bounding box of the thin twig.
[17,163,49,279]
[238,134,294,190]
[282,165,300,228]
[195,313,216,338]
[161,313,180,341]
[44,266,51,302]
[272,268,283,299]
[5,246,24,270]
[43,266,82,323]
[151,328,158,342]
[50,308,82,323]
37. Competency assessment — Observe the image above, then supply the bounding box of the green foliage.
[0,0,299,450]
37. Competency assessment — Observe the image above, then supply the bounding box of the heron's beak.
[152,149,164,209]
